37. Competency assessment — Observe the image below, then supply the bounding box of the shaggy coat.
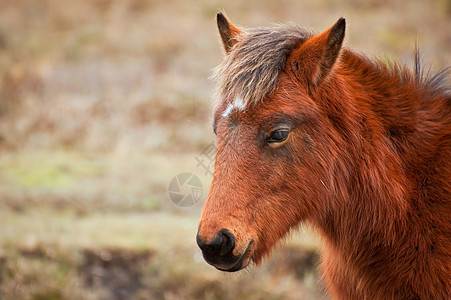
[197,13,451,299]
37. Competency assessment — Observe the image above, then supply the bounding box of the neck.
[311,49,439,249]
[305,47,450,298]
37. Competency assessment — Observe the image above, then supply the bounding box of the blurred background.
[0,0,449,299]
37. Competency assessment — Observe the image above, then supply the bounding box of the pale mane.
[212,24,312,109]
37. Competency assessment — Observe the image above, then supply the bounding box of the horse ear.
[290,18,346,90]
[217,12,242,54]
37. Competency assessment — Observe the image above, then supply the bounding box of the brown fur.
[199,15,451,299]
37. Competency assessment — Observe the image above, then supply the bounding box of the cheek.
[262,130,315,179]
[261,131,326,206]
[246,192,307,264]
[303,132,314,149]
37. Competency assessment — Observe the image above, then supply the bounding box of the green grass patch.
[0,151,106,189]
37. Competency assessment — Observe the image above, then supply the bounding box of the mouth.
[216,239,254,272]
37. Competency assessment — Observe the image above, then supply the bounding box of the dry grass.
[0,0,449,299]
[0,209,321,300]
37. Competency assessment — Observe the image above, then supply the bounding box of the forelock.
[212,23,312,109]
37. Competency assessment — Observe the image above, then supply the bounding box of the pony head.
[197,13,346,271]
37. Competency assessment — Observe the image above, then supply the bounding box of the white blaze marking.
[221,103,233,118]
[221,97,245,117]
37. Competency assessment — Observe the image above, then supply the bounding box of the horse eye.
[267,129,290,143]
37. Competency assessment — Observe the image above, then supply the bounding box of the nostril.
[218,229,235,256]
[196,229,235,257]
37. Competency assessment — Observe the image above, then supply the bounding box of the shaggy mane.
[212,24,312,108]
[212,23,450,110]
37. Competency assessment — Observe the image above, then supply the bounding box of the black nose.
[197,229,236,266]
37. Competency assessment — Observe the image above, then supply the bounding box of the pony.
[197,13,451,299]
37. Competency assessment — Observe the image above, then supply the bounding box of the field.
[0,0,450,299]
